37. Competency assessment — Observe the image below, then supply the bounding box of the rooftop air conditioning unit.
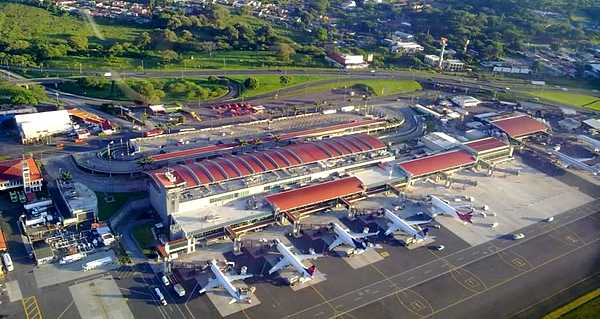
[165,170,177,183]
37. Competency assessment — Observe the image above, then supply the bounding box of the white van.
[2,253,14,271]
[154,287,167,306]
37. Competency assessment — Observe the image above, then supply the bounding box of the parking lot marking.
[379,251,390,258]
[21,296,42,319]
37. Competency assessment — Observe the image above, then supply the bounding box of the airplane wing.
[268,258,291,274]
[199,278,221,293]
[297,253,323,261]
[384,224,400,236]
[349,231,379,239]
[328,237,344,251]
[406,219,432,226]
[228,274,253,282]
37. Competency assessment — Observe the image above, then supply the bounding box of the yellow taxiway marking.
[22,296,43,319]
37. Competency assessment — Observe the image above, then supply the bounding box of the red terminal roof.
[148,134,386,189]
[150,119,387,162]
[491,115,548,138]
[398,150,476,178]
[464,137,508,153]
[150,143,237,162]
[265,176,365,212]
[0,158,43,184]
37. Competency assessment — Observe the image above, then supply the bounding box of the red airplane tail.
[306,265,317,276]
[457,212,474,223]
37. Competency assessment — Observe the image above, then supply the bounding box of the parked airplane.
[548,149,599,175]
[577,135,600,154]
[328,222,379,253]
[429,195,474,223]
[383,209,431,241]
[268,239,322,281]
[199,259,255,304]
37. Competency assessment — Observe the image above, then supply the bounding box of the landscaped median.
[96,191,147,221]
[283,79,423,97]
[227,74,336,98]
[132,223,157,258]
[543,288,600,319]
[528,91,600,111]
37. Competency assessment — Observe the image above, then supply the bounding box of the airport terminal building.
[147,134,395,251]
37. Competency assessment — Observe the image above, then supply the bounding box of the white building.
[451,96,481,108]
[57,179,98,225]
[15,110,72,144]
[424,55,465,72]
[326,52,369,69]
[391,42,424,54]
[421,132,461,151]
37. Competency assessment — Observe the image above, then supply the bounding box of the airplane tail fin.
[457,212,473,223]
[306,265,317,276]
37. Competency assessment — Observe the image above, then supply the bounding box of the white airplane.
[577,135,600,154]
[429,195,474,223]
[548,149,599,176]
[268,239,322,281]
[199,259,254,304]
[328,222,379,253]
[383,209,432,240]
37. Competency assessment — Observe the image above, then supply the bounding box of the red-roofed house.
[0,158,43,192]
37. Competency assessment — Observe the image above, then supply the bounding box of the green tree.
[135,32,152,49]
[160,50,179,63]
[280,75,290,86]
[244,77,259,89]
[68,35,88,51]
[276,43,295,62]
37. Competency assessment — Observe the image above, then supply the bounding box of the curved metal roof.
[148,134,386,189]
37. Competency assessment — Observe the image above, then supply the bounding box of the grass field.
[59,77,229,102]
[528,91,600,111]
[0,3,148,46]
[228,74,335,97]
[544,289,600,319]
[286,79,423,97]
[96,191,147,221]
[132,223,156,257]
[560,297,600,319]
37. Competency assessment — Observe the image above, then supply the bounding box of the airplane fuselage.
[332,223,368,250]
[384,209,422,238]
[276,241,311,278]
[210,261,243,301]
